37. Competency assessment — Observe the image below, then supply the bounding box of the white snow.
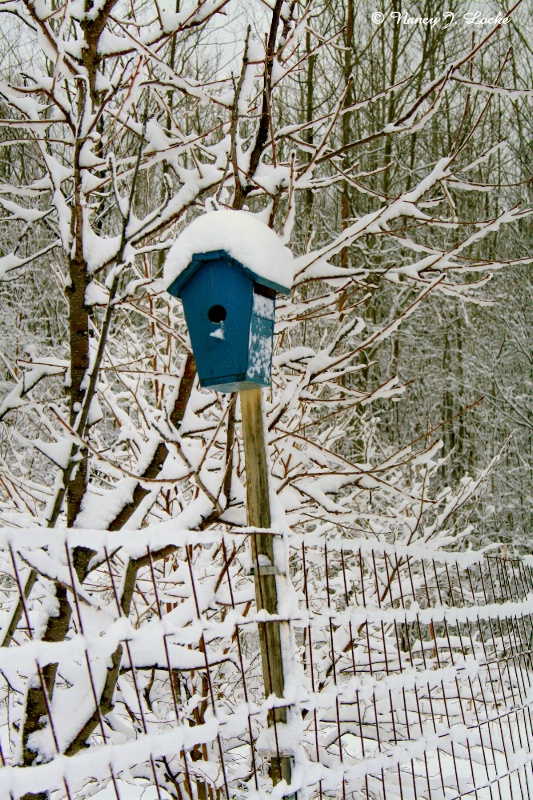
[253,292,275,319]
[247,328,272,379]
[163,210,294,292]
[85,281,109,306]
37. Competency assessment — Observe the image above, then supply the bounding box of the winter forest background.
[0,1,532,798]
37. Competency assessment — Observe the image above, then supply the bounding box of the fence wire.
[1,529,533,800]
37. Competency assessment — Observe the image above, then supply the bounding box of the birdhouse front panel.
[179,256,256,392]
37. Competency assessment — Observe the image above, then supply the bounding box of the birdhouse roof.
[163,210,293,296]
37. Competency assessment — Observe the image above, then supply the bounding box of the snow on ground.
[91,782,171,799]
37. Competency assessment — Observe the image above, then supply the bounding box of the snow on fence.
[1,528,533,800]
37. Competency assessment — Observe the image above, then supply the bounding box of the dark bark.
[81,0,118,102]
[64,645,123,756]
[66,130,91,526]
[233,0,284,209]
[20,547,93,796]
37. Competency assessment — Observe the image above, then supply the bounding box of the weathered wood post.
[240,387,293,789]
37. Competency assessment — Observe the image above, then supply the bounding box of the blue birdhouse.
[166,249,291,393]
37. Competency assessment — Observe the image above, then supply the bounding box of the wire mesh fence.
[1,528,533,800]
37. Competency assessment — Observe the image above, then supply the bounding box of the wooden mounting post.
[239,387,293,791]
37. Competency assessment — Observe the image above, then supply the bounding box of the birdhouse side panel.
[246,291,276,385]
[179,260,254,388]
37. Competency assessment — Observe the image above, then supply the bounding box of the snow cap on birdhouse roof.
[163,209,293,296]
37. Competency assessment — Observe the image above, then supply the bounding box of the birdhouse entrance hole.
[208,304,227,324]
